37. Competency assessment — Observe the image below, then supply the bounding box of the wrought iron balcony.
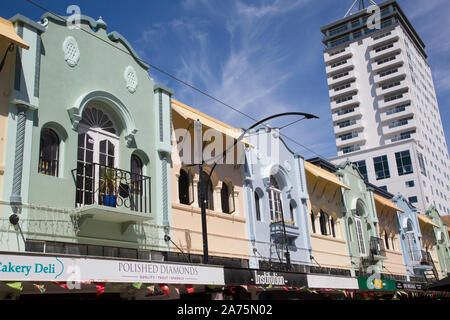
[270,219,300,242]
[72,163,152,227]
[369,236,386,258]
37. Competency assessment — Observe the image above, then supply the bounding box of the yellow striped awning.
[171,98,252,146]
[373,193,404,213]
[304,161,350,190]
[417,214,440,228]
[0,17,29,49]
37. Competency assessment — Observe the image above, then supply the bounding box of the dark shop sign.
[395,281,426,291]
[224,268,308,287]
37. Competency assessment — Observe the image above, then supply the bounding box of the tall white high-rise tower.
[321,0,450,214]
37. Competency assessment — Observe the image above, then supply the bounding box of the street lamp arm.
[204,112,319,164]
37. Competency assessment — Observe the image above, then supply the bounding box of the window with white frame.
[268,175,283,222]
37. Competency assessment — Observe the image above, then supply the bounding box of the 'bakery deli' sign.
[0,253,224,285]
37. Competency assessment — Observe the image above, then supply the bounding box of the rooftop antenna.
[344,0,378,18]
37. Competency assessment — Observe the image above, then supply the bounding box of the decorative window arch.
[179,168,194,205]
[79,105,117,134]
[39,128,60,177]
[221,180,235,214]
[198,171,214,210]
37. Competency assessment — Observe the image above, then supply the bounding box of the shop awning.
[373,193,404,213]
[172,98,252,146]
[0,17,29,49]
[417,214,440,228]
[304,161,350,190]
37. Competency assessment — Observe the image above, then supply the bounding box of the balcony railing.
[369,236,386,257]
[73,163,151,214]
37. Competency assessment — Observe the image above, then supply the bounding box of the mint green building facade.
[425,207,450,278]
[336,161,384,277]
[1,13,173,259]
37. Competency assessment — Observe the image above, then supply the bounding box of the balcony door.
[76,106,119,207]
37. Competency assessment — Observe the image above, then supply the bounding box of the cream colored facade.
[305,161,352,271]
[374,198,408,277]
[0,17,29,217]
[170,99,249,261]
[418,218,443,277]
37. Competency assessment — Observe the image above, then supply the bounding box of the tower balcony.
[382,118,417,136]
[370,41,402,61]
[327,69,356,87]
[336,132,366,148]
[326,59,354,75]
[324,47,353,64]
[329,81,358,99]
[374,66,407,84]
[371,54,403,73]
[376,80,409,98]
[368,30,400,49]
[377,92,411,110]
[334,119,364,135]
[330,95,359,111]
[332,106,362,122]
[380,103,414,123]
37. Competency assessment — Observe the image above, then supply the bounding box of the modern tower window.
[373,155,391,180]
[408,196,418,203]
[354,160,368,181]
[405,180,415,188]
[395,150,414,176]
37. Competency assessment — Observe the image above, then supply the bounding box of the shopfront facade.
[1,13,173,266]
[243,127,312,271]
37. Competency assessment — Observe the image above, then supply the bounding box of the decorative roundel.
[62,36,80,67]
[124,66,138,93]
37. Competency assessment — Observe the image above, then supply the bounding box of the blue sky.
[3,0,450,159]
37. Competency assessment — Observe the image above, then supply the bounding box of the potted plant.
[101,167,117,207]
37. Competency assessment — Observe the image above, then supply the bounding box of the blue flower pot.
[103,195,117,207]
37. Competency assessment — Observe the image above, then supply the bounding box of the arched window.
[221,181,235,214]
[384,231,390,250]
[268,175,283,222]
[39,128,60,176]
[319,210,329,236]
[179,169,193,205]
[310,211,316,233]
[198,171,214,210]
[354,215,366,256]
[406,220,419,261]
[129,154,143,211]
[289,201,296,224]
[330,216,336,238]
[255,191,261,221]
